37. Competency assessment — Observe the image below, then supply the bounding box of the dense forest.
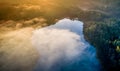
[84,18,120,71]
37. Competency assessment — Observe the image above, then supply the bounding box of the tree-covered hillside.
[84,18,120,71]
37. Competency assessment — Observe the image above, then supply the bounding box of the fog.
[32,18,101,71]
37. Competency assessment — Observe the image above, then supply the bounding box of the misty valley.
[0,0,120,71]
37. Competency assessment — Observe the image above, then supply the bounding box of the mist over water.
[31,18,101,71]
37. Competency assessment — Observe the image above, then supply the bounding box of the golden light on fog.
[0,27,39,71]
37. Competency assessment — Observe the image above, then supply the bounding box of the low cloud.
[14,4,41,10]
[0,18,101,71]
[32,18,101,71]
[0,27,38,71]
[0,17,47,33]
